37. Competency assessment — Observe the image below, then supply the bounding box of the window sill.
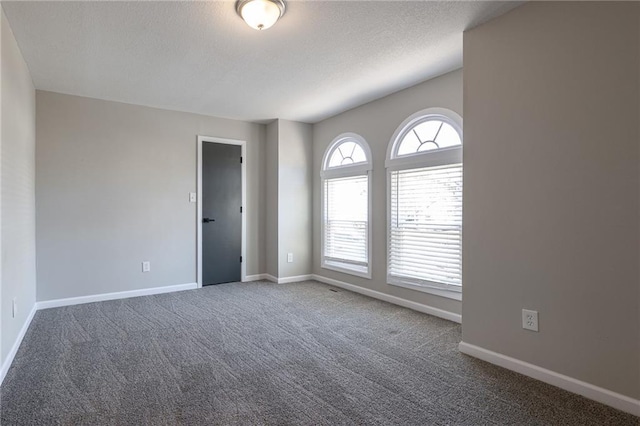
[388,279,462,301]
[322,261,371,280]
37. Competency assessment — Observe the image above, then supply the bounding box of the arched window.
[321,133,372,278]
[386,108,463,299]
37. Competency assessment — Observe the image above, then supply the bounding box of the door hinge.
[240,256,243,263]
[240,206,243,213]
[240,156,243,164]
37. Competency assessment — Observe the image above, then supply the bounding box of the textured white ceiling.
[2,1,521,123]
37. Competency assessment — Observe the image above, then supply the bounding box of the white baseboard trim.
[277,274,313,284]
[36,282,198,310]
[264,274,278,283]
[458,341,640,417]
[244,274,268,282]
[312,274,462,324]
[247,274,313,284]
[0,303,37,386]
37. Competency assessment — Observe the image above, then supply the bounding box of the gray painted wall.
[36,91,265,301]
[313,70,463,315]
[277,120,312,278]
[1,9,36,363]
[462,1,639,399]
[265,121,279,278]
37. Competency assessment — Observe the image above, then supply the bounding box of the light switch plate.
[189,192,197,203]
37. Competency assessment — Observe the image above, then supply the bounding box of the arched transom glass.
[396,118,461,157]
[327,140,367,168]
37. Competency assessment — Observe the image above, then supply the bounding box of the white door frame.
[197,135,247,288]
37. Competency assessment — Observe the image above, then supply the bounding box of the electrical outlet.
[189,192,197,203]
[522,309,539,332]
[12,298,17,318]
[287,253,293,263]
[142,261,151,272]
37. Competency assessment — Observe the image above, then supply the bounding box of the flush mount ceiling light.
[236,0,286,31]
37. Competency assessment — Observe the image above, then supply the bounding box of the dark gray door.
[202,142,242,285]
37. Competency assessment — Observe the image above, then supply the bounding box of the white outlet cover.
[12,298,17,318]
[522,309,539,332]
[142,261,151,272]
[287,253,293,263]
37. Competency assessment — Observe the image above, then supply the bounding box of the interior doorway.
[197,136,247,287]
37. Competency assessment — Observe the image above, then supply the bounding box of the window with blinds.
[386,111,463,297]
[389,164,462,289]
[324,175,368,274]
[321,133,372,278]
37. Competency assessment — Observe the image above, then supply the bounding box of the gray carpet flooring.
[0,280,637,425]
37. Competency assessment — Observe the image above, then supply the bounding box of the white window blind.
[324,175,368,271]
[389,163,462,288]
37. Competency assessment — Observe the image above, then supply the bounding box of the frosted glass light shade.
[237,0,285,31]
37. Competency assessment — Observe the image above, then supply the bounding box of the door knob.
[203,218,215,223]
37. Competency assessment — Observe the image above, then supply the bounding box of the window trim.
[386,108,463,300]
[386,108,463,169]
[321,133,373,279]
